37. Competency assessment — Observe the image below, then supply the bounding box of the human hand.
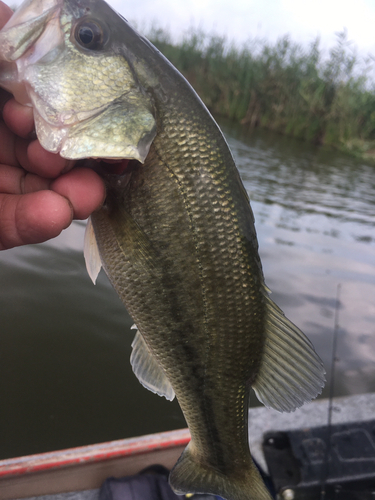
[0,1,106,250]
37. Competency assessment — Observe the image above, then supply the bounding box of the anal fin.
[130,328,175,401]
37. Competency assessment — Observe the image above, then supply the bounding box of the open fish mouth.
[83,157,141,177]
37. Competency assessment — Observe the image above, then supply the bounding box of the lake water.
[0,122,374,460]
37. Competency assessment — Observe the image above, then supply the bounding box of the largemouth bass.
[0,1,325,499]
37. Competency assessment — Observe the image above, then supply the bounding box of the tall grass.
[148,27,375,157]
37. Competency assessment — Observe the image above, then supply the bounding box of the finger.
[0,190,73,250]
[0,89,12,114]
[14,137,75,178]
[3,98,35,139]
[27,139,75,177]
[0,120,17,166]
[51,167,106,220]
[0,164,51,194]
[0,1,12,28]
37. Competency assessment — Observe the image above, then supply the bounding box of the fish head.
[0,0,156,161]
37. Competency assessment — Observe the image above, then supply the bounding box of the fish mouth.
[0,0,63,103]
[79,157,142,194]
[78,157,141,178]
[0,0,63,64]
[3,0,62,28]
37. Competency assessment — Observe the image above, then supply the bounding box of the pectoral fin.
[252,293,326,412]
[130,328,175,401]
[84,217,102,284]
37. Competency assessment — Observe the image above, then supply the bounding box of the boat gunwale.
[0,428,190,479]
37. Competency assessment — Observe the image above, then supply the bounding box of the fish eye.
[74,20,106,50]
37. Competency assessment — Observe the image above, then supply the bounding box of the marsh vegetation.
[149,28,375,158]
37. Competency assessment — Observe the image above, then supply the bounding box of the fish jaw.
[0,0,62,62]
[29,88,157,161]
[0,0,156,161]
[0,0,62,104]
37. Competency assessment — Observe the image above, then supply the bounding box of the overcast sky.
[5,0,375,59]
[112,0,375,56]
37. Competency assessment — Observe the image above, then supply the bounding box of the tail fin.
[169,444,273,500]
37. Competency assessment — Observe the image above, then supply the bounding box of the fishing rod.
[320,283,341,500]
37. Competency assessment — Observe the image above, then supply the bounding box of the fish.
[0,1,325,499]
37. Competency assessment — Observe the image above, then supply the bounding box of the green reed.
[148,27,375,158]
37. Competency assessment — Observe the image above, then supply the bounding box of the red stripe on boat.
[0,428,190,478]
